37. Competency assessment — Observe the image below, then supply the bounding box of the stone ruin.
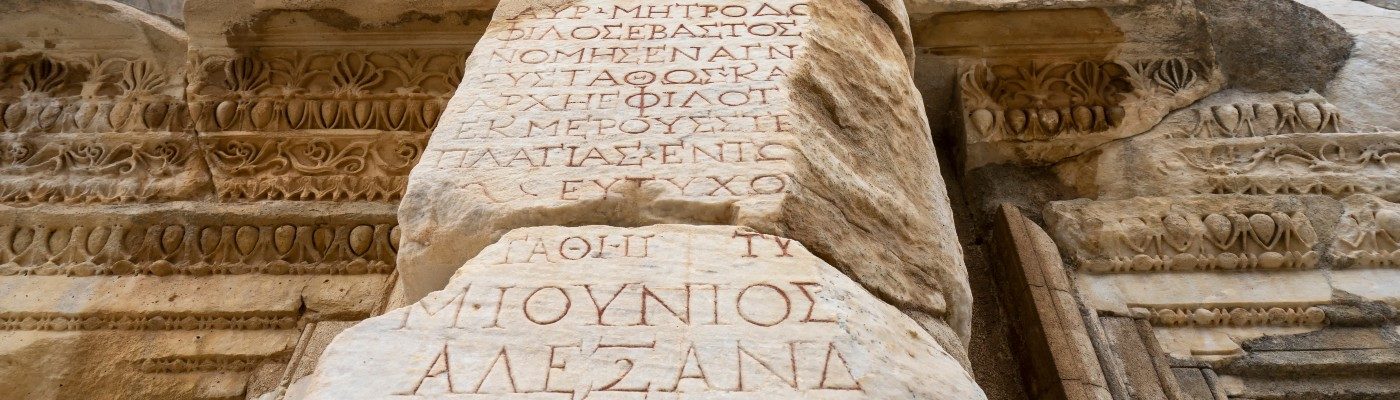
[0,0,1396,399]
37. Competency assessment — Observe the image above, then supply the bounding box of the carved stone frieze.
[0,133,208,203]
[1172,100,1346,139]
[188,51,465,133]
[201,132,426,201]
[0,204,398,277]
[0,55,187,134]
[1137,305,1327,328]
[0,311,299,331]
[1335,195,1400,268]
[958,57,1223,167]
[1045,196,1332,274]
[1164,133,1400,200]
[136,354,290,373]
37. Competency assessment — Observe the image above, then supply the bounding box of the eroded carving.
[1336,196,1400,268]
[961,58,1209,142]
[202,133,425,201]
[1175,101,1345,139]
[0,311,299,331]
[1169,134,1400,199]
[0,55,186,133]
[190,51,465,133]
[0,135,204,203]
[1139,305,1326,327]
[136,354,290,373]
[1076,211,1318,273]
[0,219,398,277]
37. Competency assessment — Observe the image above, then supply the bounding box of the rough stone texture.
[1363,0,1400,11]
[306,225,985,399]
[1195,0,1354,93]
[1301,0,1400,130]
[397,0,973,357]
[114,0,184,22]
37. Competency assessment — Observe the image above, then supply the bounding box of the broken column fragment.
[396,0,973,356]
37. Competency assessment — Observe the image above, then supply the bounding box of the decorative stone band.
[200,132,426,202]
[1170,101,1345,139]
[958,57,1220,167]
[0,311,299,331]
[188,51,466,133]
[1334,195,1400,268]
[0,134,207,204]
[0,97,186,134]
[0,206,398,277]
[1080,250,1319,273]
[135,354,291,374]
[0,55,186,134]
[1070,211,1319,273]
[1162,133,1400,201]
[1133,305,1327,328]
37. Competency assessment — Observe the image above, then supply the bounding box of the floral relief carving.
[0,136,204,203]
[0,55,186,134]
[1074,211,1319,273]
[960,58,1209,142]
[201,133,426,201]
[1336,200,1400,268]
[0,311,299,331]
[1140,305,1326,327]
[1174,101,1345,139]
[190,50,466,133]
[1169,135,1400,199]
[0,218,399,277]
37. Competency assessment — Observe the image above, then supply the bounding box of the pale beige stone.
[397,0,973,352]
[306,225,984,399]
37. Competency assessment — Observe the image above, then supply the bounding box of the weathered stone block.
[306,225,984,399]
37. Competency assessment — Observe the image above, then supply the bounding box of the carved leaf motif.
[223,57,270,93]
[1254,104,1280,133]
[331,53,385,95]
[9,226,32,255]
[1248,213,1282,248]
[286,99,308,129]
[21,58,68,95]
[250,100,274,129]
[215,101,238,129]
[388,225,400,252]
[312,227,333,254]
[3,103,25,129]
[46,227,73,253]
[142,103,169,129]
[1298,102,1323,131]
[118,61,165,95]
[288,139,366,175]
[1204,214,1233,245]
[1153,58,1197,94]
